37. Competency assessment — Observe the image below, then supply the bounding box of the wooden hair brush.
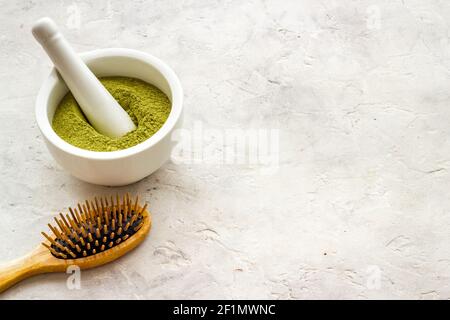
[0,194,151,293]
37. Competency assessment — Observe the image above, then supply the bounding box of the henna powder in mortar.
[52,76,171,151]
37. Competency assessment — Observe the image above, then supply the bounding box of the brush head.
[41,194,149,260]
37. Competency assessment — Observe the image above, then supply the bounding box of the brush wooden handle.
[0,245,55,293]
[0,201,152,294]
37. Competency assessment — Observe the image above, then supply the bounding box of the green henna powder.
[52,76,171,152]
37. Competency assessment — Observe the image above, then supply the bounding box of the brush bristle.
[41,194,147,259]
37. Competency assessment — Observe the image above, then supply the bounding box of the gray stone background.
[1,0,450,299]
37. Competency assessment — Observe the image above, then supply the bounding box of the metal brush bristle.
[41,194,146,259]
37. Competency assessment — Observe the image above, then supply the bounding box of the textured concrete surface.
[1,0,450,299]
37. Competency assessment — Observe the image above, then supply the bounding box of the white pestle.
[32,17,136,138]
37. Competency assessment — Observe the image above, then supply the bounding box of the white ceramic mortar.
[35,48,183,186]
